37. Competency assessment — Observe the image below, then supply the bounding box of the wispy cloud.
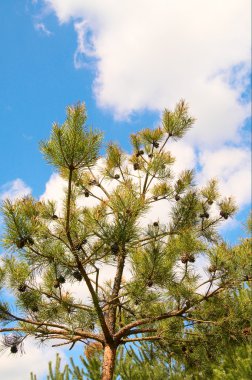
[73,20,96,69]
[0,179,32,201]
[34,22,52,36]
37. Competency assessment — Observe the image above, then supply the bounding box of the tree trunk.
[101,344,117,380]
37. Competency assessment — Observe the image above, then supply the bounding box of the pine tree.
[0,102,251,380]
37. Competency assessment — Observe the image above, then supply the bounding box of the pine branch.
[142,145,154,194]
[181,317,218,325]
[120,328,157,338]
[115,284,228,341]
[62,166,111,342]
[108,249,127,333]
[88,167,110,199]
[115,307,186,341]
[0,327,24,333]
[74,255,112,344]
[66,167,74,243]
[121,335,162,343]
[1,307,102,342]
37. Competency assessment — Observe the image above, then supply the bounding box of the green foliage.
[212,345,252,380]
[104,143,125,176]
[162,99,195,139]
[40,103,102,171]
[34,340,252,379]
[200,179,219,204]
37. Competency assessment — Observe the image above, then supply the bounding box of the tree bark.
[101,344,117,380]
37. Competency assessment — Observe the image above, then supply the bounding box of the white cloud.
[42,0,250,146]
[0,179,32,201]
[40,172,66,210]
[197,146,251,208]
[0,338,66,380]
[34,22,52,36]
[168,141,196,174]
[38,0,251,210]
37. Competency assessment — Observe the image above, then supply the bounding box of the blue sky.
[0,0,160,197]
[0,0,251,378]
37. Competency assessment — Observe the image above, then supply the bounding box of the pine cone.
[175,194,181,202]
[53,280,60,288]
[220,210,229,219]
[181,253,189,264]
[10,345,18,354]
[31,305,39,312]
[73,271,82,281]
[111,243,119,254]
[16,238,26,249]
[208,265,217,273]
[57,275,66,284]
[147,279,153,287]
[26,237,34,245]
[136,150,144,157]
[200,212,209,219]
[188,255,195,263]
[18,284,27,292]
